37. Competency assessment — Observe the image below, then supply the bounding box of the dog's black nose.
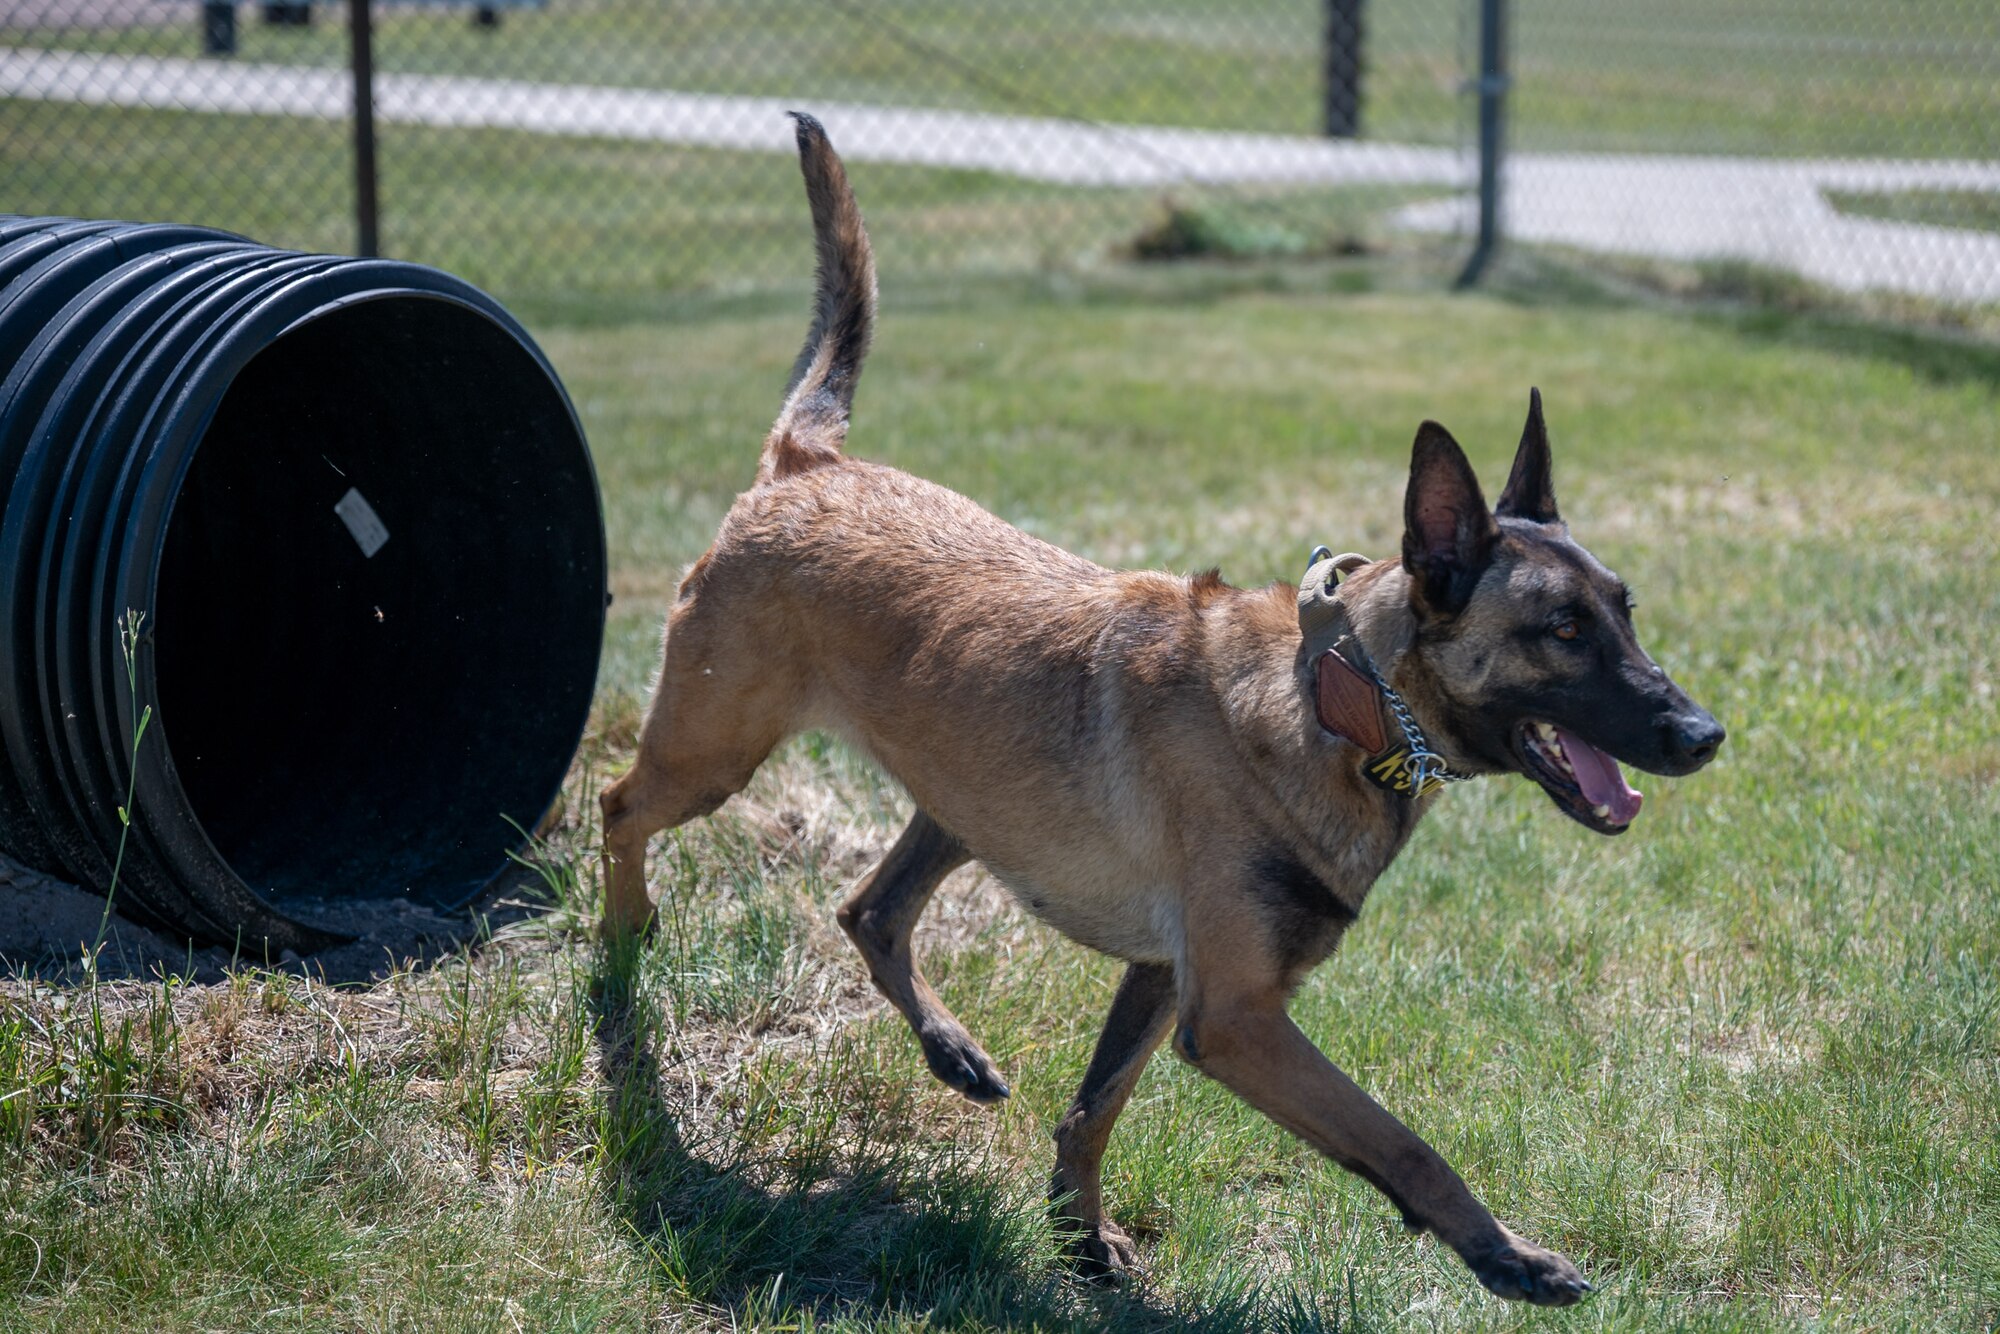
[1662,710,1726,772]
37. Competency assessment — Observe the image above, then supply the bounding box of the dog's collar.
[1298,545,1472,799]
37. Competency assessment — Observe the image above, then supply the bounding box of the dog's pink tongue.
[1556,726,1643,825]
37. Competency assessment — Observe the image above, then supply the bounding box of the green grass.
[4,271,1999,1331]
[1511,0,2000,158]
[1828,189,2000,235]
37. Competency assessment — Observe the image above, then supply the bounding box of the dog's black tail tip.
[787,110,826,144]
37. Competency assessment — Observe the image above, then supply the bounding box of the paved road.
[7,47,1998,303]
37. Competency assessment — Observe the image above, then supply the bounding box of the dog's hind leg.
[1049,961,1175,1279]
[837,810,1010,1104]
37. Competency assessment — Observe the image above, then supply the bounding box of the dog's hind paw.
[1064,1219,1144,1285]
[917,1022,1010,1104]
[1469,1229,1592,1306]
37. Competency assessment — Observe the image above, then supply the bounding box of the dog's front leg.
[599,769,663,937]
[1173,979,1589,1306]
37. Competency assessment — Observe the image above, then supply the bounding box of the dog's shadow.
[586,942,1363,1333]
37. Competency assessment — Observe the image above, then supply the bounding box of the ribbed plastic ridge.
[0,216,607,950]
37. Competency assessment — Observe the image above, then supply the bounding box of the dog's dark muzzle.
[1651,706,1726,777]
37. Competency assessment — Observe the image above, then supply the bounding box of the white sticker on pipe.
[334,487,389,558]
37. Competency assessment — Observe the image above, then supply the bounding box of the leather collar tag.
[1315,648,1388,755]
[1361,747,1447,798]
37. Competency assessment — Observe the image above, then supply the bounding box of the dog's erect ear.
[1402,420,1498,616]
[1495,387,1560,525]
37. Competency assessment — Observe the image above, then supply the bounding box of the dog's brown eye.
[1553,620,1580,642]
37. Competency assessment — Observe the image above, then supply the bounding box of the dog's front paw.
[917,1021,1010,1104]
[1469,1228,1591,1306]
[1064,1218,1144,1284]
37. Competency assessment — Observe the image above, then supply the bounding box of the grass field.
[2,260,1996,1331]
[1829,190,2000,237]
[7,0,1996,157]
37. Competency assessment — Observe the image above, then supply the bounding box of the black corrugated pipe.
[0,217,606,952]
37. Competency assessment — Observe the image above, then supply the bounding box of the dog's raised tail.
[761,112,877,483]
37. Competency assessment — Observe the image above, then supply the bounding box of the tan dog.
[601,114,1725,1306]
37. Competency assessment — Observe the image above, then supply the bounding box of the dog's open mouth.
[1517,722,1643,834]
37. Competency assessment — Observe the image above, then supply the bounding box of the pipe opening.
[153,295,601,907]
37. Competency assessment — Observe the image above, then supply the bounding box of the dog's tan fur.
[602,115,1723,1305]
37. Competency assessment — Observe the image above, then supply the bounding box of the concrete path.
[6,47,1998,303]
[1395,154,2000,304]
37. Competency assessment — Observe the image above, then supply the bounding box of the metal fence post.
[349,0,379,257]
[1322,0,1366,137]
[201,1,236,56]
[1455,0,1507,288]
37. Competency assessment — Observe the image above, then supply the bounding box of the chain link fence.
[0,0,1478,315]
[4,2,1997,321]
[1477,0,2000,315]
